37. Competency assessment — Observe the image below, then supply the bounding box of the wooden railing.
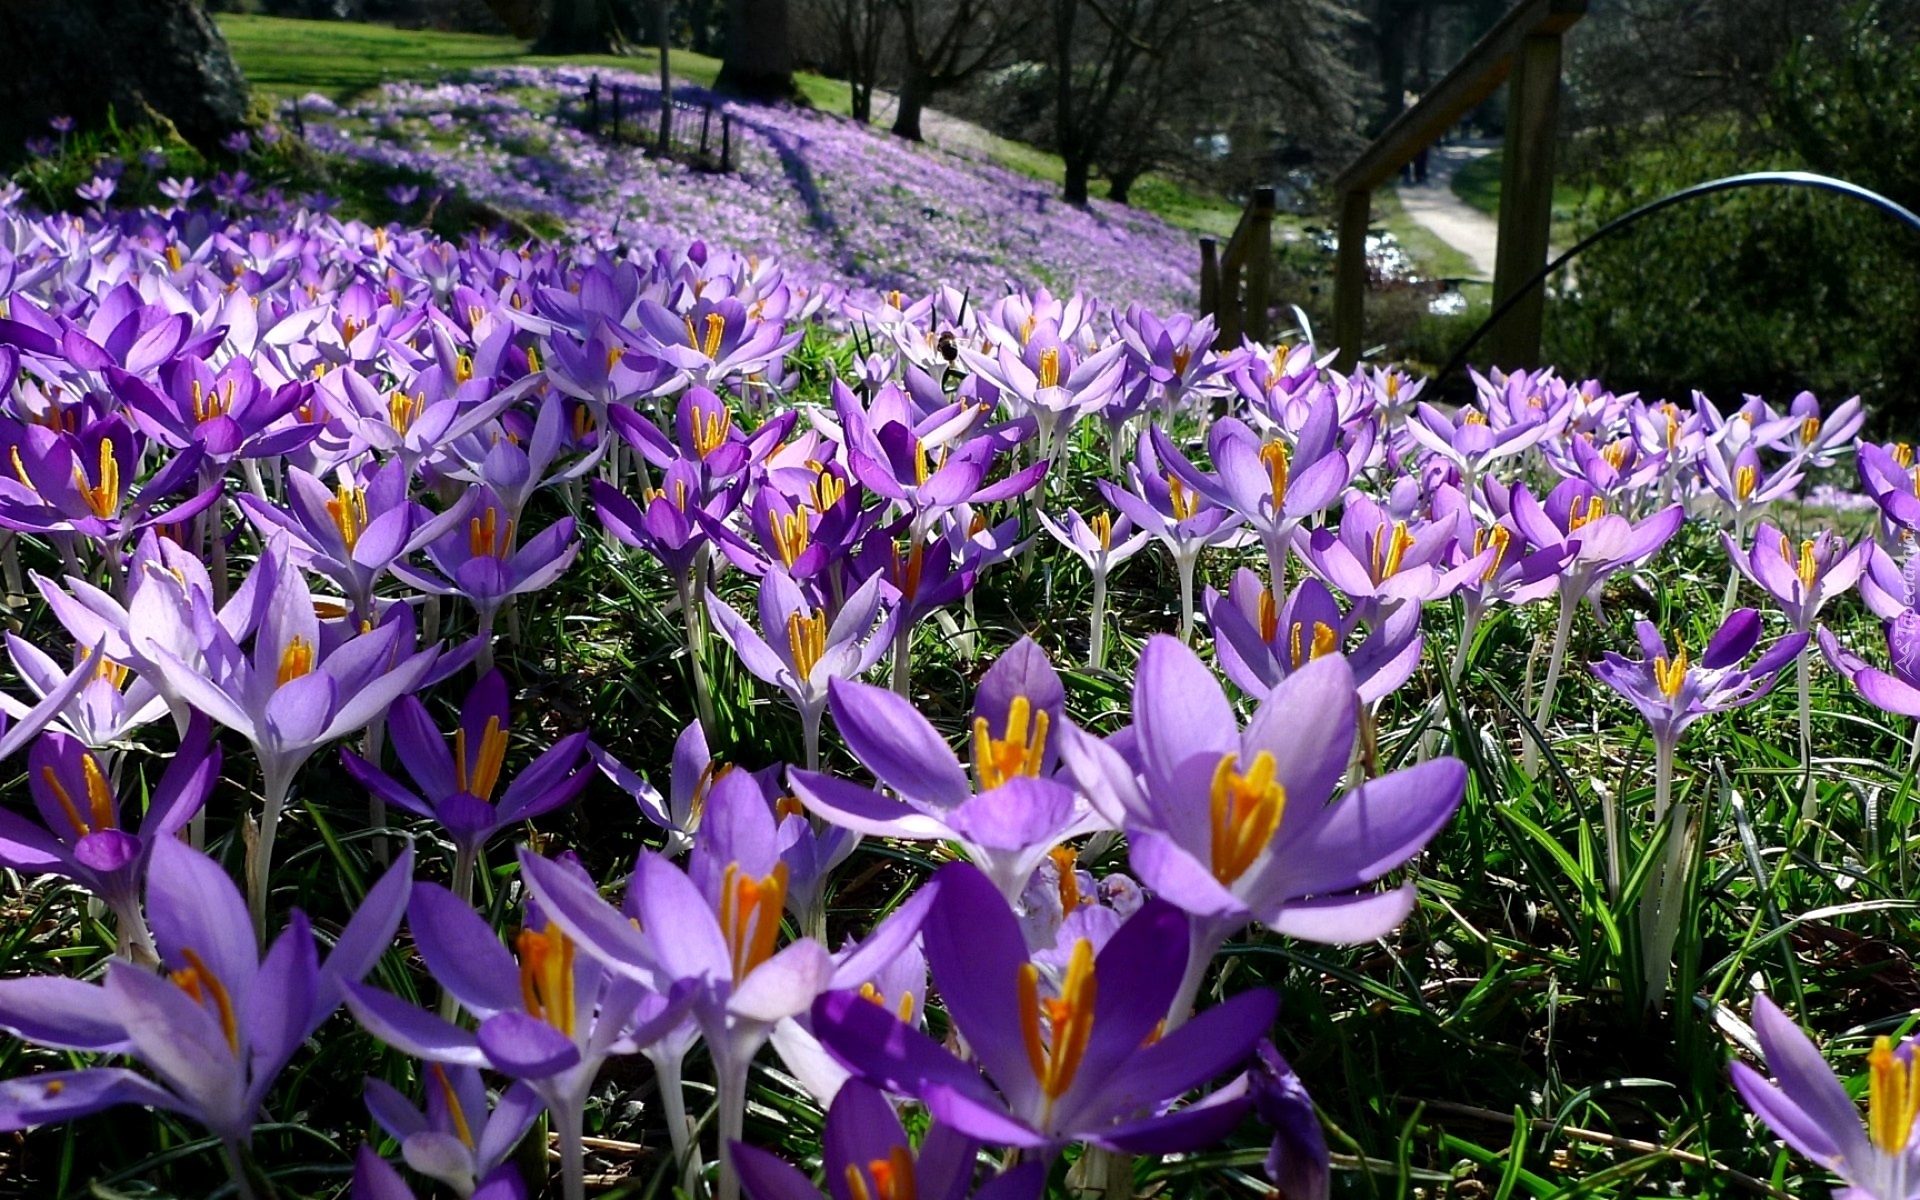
[1200,0,1585,369]
[1333,0,1586,371]
[1199,186,1274,349]
[584,75,734,173]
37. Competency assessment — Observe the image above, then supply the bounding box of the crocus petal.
[827,676,971,810]
[1265,885,1418,943]
[477,1011,582,1078]
[144,837,258,1019]
[344,982,488,1068]
[0,976,130,1052]
[408,882,523,1016]
[0,1068,183,1134]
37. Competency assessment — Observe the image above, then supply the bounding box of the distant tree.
[797,0,893,122]
[890,0,1033,141]
[537,0,628,53]
[715,0,796,99]
[0,0,250,157]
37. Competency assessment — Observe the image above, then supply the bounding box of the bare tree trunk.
[0,0,249,157]
[716,0,796,99]
[658,0,673,148]
[891,64,931,140]
[1063,154,1093,205]
[537,0,623,54]
[1107,169,1141,205]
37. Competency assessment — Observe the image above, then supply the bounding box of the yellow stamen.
[171,948,240,1054]
[692,407,732,457]
[454,352,474,384]
[774,795,807,821]
[81,753,114,832]
[787,609,827,681]
[719,861,789,982]
[1475,524,1511,582]
[1049,845,1081,912]
[1868,1035,1920,1154]
[430,1064,477,1150]
[696,313,725,359]
[1896,443,1915,469]
[73,439,119,519]
[468,507,514,559]
[10,446,33,490]
[1735,464,1758,503]
[1172,347,1192,376]
[1288,621,1338,669]
[1800,415,1821,447]
[1664,407,1679,450]
[891,540,925,600]
[1371,520,1415,581]
[771,510,810,569]
[1037,348,1060,391]
[42,765,92,836]
[1260,440,1290,507]
[277,637,314,687]
[388,391,421,435]
[1602,439,1629,470]
[326,484,367,553]
[972,695,1050,791]
[1567,496,1606,532]
[1652,638,1689,700]
[526,347,542,373]
[844,1146,918,1200]
[341,316,362,345]
[1208,751,1287,885]
[1090,511,1113,552]
[515,925,577,1037]
[455,715,509,802]
[1258,588,1279,644]
[1166,473,1198,521]
[809,464,845,512]
[165,245,183,271]
[1462,410,1487,426]
[1018,938,1096,1107]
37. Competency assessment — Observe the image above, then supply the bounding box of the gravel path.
[1394,141,1501,281]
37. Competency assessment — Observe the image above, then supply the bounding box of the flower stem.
[1523,590,1577,777]
[676,570,717,735]
[716,1052,750,1200]
[1449,604,1481,688]
[112,899,158,965]
[1720,515,1746,619]
[1175,549,1197,645]
[802,703,823,775]
[363,719,389,866]
[1089,570,1107,670]
[553,1096,587,1200]
[652,1049,700,1195]
[246,765,295,940]
[1796,643,1816,822]
[223,1140,260,1200]
[1164,917,1229,1033]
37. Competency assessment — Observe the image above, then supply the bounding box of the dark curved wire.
[1433,170,1920,385]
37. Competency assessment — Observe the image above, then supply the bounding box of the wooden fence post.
[1487,30,1566,369]
[1200,237,1220,328]
[588,74,600,131]
[611,85,621,140]
[1245,187,1275,344]
[699,105,712,159]
[1333,189,1371,371]
[721,114,731,172]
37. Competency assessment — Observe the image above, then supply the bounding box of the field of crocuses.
[291,67,1201,314]
[0,151,1918,1200]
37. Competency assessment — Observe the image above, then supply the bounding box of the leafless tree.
[890,0,1034,140]
[797,0,894,122]
[716,0,797,98]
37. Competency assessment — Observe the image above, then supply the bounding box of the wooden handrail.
[1333,0,1584,196]
[1200,186,1274,349]
[1327,0,1586,373]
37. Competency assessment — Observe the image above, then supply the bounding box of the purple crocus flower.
[1252,1042,1331,1200]
[1701,442,1805,533]
[1724,524,1870,633]
[0,839,413,1183]
[1293,490,1463,627]
[344,862,692,1200]
[1,633,170,751]
[1731,993,1920,1200]
[1060,640,1464,1021]
[1590,610,1806,760]
[392,484,580,655]
[138,537,441,925]
[1154,404,1355,586]
[812,861,1276,1158]
[363,1064,541,1198]
[343,669,590,898]
[1590,610,1805,1006]
[240,460,474,624]
[591,718,727,856]
[790,636,1104,901]
[352,1144,528,1200]
[1206,569,1423,704]
[705,566,894,770]
[1097,432,1244,642]
[1403,398,1554,497]
[732,1079,1045,1200]
[1036,507,1150,668]
[0,727,217,959]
